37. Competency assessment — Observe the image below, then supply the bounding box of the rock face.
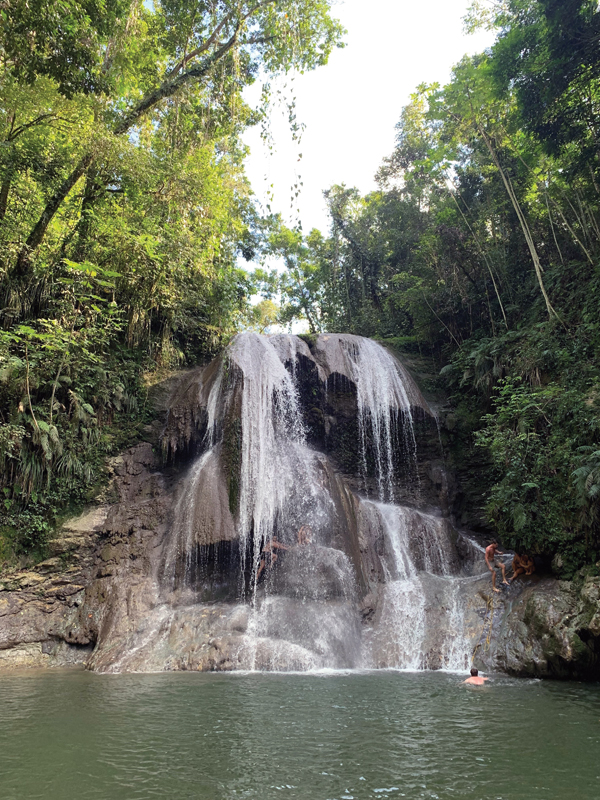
[0,332,599,680]
[484,576,600,679]
[0,442,168,670]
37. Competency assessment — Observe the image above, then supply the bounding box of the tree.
[256,221,328,332]
[488,0,600,164]
[248,298,280,333]
[0,0,345,556]
[266,1,600,573]
[0,0,130,96]
[6,0,344,283]
[439,55,559,320]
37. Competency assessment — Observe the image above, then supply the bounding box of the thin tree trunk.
[0,178,10,222]
[450,189,508,329]
[549,196,594,265]
[24,346,39,431]
[479,129,558,321]
[73,169,101,261]
[545,190,564,265]
[576,189,600,243]
[14,154,93,279]
[49,323,75,424]
[422,292,461,347]
[587,202,600,242]
[588,164,600,197]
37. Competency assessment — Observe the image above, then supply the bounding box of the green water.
[0,670,599,800]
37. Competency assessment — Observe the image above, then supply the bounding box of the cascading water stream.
[182,333,360,669]
[342,337,419,503]
[363,501,471,670]
[231,335,367,670]
[364,502,426,670]
[229,333,306,580]
[102,331,477,674]
[298,334,420,504]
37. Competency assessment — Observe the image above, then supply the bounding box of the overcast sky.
[242,0,496,235]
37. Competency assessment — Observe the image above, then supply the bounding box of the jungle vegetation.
[258,0,600,576]
[3,0,600,579]
[0,0,344,560]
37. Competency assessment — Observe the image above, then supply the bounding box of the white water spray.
[364,501,470,670]
[138,332,475,674]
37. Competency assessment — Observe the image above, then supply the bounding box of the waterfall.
[342,336,418,502]
[163,449,213,593]
[94,332,477,674]
[362,502,470,670]
[229,333,307,580]
[306,334,420,502]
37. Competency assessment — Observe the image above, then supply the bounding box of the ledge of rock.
[475,576,600,679]
[0,442,167,670]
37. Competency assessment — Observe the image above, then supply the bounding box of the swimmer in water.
[463,667,489,685]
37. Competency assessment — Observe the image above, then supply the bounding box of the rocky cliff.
[0,333,598,679]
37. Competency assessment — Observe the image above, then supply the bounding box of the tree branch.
[10,0,279,278]
[166,0,276,79]
[113,29,241,135]
[9,114,57,141]
[166,10,235,79]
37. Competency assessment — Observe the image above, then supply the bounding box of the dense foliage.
[0,0,343,561]
[5,0,600,577]
[259,0,600,576]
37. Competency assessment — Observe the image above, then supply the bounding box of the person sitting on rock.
[297,525,313,546]
[463,667,489,686]
[256,536,290,580]
[510,552,535,582]
[485,541,509,593]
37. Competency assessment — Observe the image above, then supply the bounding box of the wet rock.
[525,580,598,677]
[0,640,92,669]
[0,441,167,670]
[269,545,357,601]
[473,577,600,679]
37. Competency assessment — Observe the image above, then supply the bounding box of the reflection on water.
[0,669,599,800]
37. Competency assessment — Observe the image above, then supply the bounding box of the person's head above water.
[470,667,478,676]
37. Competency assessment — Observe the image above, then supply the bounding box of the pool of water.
[0,669,598,800]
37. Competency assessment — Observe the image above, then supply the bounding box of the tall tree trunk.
[449,188,508,329]
[480,130,559,321]
[545,190,564,265]
[73,168,102,261]
[14,154,93,279]
[0,178,11,222]
[549,196,594,266]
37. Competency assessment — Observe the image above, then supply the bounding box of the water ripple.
[0,670,598,800]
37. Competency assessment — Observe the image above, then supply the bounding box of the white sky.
[243,0,496,235]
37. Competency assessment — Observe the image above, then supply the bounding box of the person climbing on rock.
[485,541,509,593]
[256,536,290,580]
[297,525,313,546]
[510,552,535,582]
[463,667,489,685]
